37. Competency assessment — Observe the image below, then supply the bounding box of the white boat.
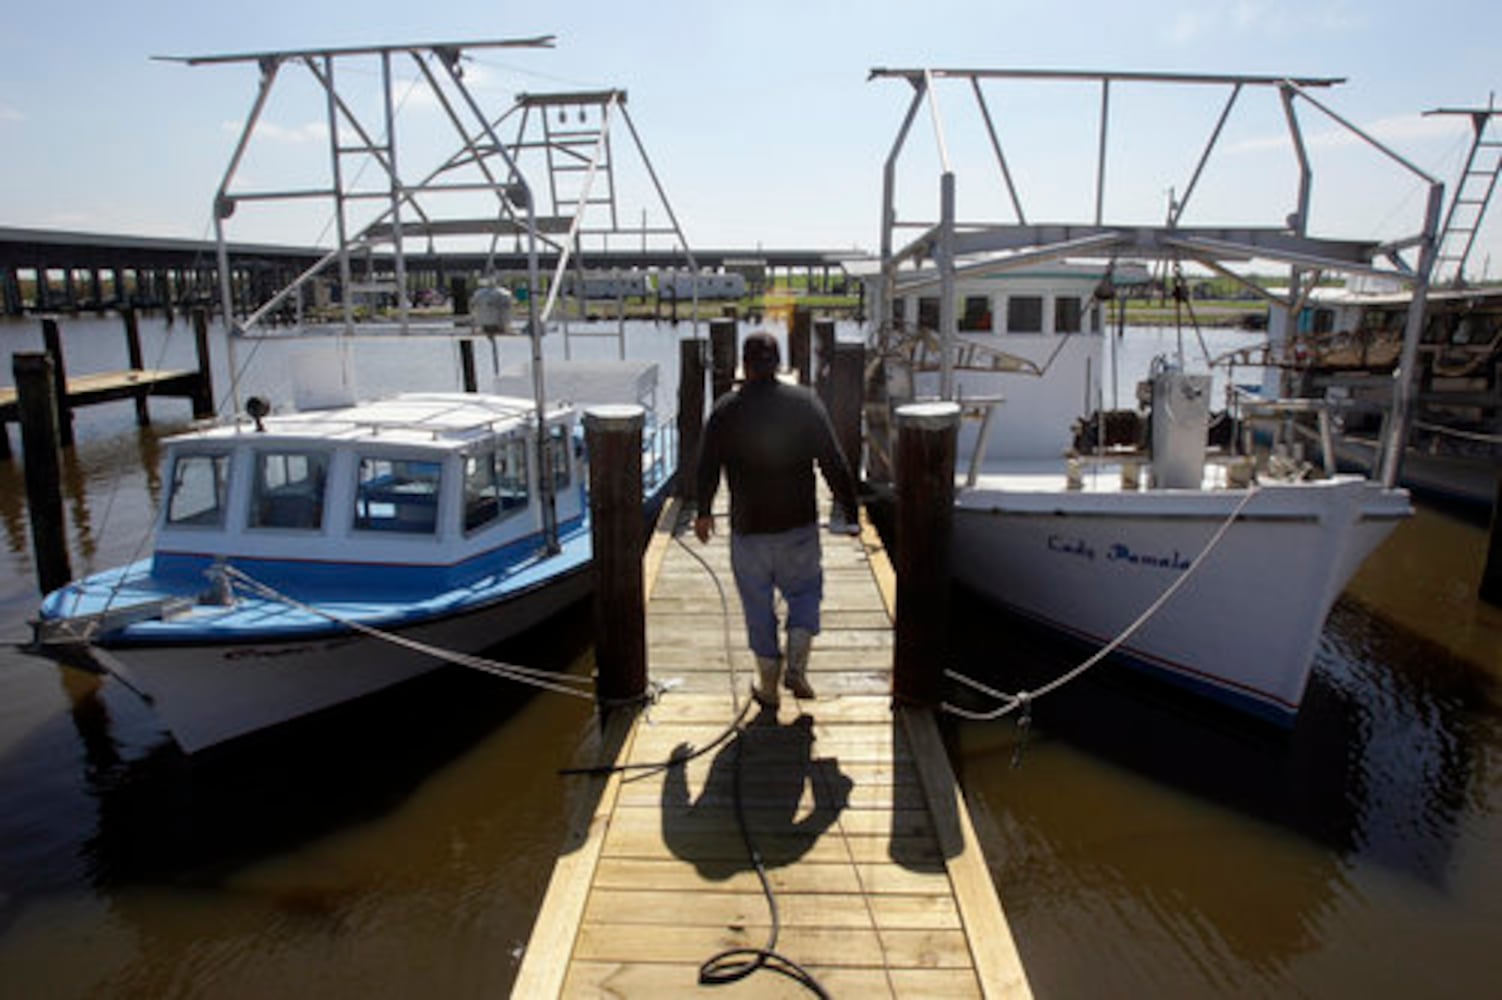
[30,40,694,751]
[863,68,1443,724]
[875,264,1411,722]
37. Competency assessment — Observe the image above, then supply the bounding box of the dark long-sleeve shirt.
[695,378,860,535]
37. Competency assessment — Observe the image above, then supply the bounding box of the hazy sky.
[2,0,1498,279]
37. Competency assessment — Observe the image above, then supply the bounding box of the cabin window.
[548,425,572,491]
[1055,296,1083,333]
[463,437,530,532]
[959,295,992,332]
[165,453,230,527]
[249,451,329,530]
[355,457,442,534]
[1006,296,1043,333]
[891,298,907,326]
[917,296,939,331]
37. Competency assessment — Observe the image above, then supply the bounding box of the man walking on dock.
[694,331,860,708]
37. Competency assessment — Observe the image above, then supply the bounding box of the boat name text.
[1048,534,1190,571]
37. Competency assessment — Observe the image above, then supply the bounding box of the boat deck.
[967,455,1238,494]
[514,491,1031,997]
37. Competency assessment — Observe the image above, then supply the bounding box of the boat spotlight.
[246,396,270,432]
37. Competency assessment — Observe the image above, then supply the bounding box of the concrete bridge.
[0,226,865,317]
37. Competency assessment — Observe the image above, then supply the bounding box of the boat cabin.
[870,262,1150,461]
[152,392,582,593]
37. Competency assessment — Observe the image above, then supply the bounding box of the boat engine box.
[1150,371,1211,489]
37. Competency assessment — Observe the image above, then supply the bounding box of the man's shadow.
[660,711,853,880]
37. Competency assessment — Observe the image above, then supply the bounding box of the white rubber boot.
[784,628,816,700]
[753,656,782,709]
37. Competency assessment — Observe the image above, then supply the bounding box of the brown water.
[1,313,1499,997]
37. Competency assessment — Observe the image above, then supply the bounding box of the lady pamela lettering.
[1048,534,1190,572]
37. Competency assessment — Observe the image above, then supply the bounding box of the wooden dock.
[515,493,1031,997]
[1,311,214,459]
[0,366,206,417]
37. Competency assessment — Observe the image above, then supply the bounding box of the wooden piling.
[831,341,865,483]
[458,341,478,393]
[14,352,73,593]
[448,276,478,393]
[1483,472,1502,607]
[789,305,812,385]
[708,318,736,402]
[40,318,75,447]
[675,338,706,503]
[585,405,647,708]
[122,306,151,425]
[814,317,836,406]
[190,308,215,418]
[892,402,959,708]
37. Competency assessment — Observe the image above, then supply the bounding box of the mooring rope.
[943,484,1263,722]
[219,564,604,701]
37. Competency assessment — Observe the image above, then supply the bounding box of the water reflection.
[74,601,597,891]
[1316,597,1499,886]
[0,459,27,559]
[60,449,96,565]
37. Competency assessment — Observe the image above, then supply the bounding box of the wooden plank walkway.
[515,492,1031,998]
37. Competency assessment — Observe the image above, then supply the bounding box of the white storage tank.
[1150,370,1211,489]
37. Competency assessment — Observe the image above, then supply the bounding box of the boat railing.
[236,398,550,445]
[1232,389,1392,480]
[881,392,1005,489]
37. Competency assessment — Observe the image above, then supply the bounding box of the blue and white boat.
[35,385,671,751]
[31,40,694,751]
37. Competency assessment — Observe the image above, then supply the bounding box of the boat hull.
[94,566,594,753]
[951,476,1409,723]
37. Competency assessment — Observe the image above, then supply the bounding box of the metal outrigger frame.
[867,67,1446,489]
[164,37,702,555]
[162,38,699,343]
